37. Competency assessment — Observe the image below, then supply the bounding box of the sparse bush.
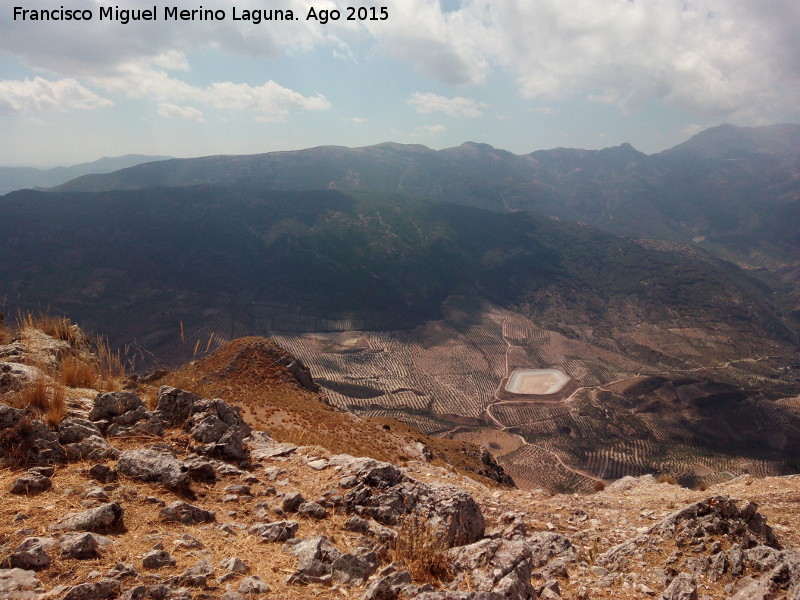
[20,377,50,413]
[0,416,38,467]
[657,473,678,485]
[593,480,606,492]
[17,311,84,347]
[0,311,11,344]
[60,356,96,388]
[45,384,66,426]
[393,514,452,584]
[94,335,125,391]
[15,378,67,426]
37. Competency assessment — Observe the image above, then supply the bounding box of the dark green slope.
[1,186,795,362]
[51,125,800,270]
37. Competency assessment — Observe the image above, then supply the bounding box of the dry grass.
[0,315,11,344]
[657,473,678,485]
[393,515,453,585]
[93,335,125,391]
[59,356,97,388]
[17,311,84,348]
[13,377,67,426]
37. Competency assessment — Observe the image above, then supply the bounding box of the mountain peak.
[660,122,800,160]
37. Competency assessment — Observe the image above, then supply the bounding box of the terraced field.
[264,300,800,492]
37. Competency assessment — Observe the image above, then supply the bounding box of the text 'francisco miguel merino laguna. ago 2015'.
[12,5,389,24]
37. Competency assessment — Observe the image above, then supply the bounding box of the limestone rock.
[449,538,535,600]
[1,537,53,570]
[142,550,176,569]
[249,520,298,543]
[59,532,102,559]
[10,470,52,495]
[63,578,121,600]
[159,501,216,525]
[53,502,125,533]
[0,567,45,600]
[117,448,190,494]
[342,478,484,547]
[660,573,697,600]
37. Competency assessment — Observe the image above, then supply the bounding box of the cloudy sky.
[1,0,799,166]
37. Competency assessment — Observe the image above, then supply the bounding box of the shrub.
[657,473,678,485]
[18,311,84,347]
[393,515,452,584]
[15,378,67,426]
[0,416,37,467]
[93,335,125,391]
[60,356,96,388]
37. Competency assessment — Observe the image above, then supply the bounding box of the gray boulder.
[142,550,176,569]
[159,501,216,525]
[90,391,164,437]
[59,532,102,559]
[361,570,413,600]
[53,502,125,533]
[65,435,120,461]
[219,557,250,573]
[153,386,202,427]
[238,575,270,594]
[284,535,342,585]
[174,559,214,587]
[343,478,484,547]
[1,537,54,570]
[249,520,298,543]
[0,567,45,599]
[118,585,173,600]
[155,386,251,462]
[331,548,379,586]
[116,448,190,494]
[58,417,103,444]
[63,579,121,600]
[449,538,536,600]
[282,491,305,513]
[660,572,697,600]
[10,470,52,495]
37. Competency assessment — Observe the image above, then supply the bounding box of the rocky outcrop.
[342,476,485,547]
[116,448,191,495]
[449,538,536,600]
[155,386,251,462]
[89,391,164,438]
[52,502,125,533]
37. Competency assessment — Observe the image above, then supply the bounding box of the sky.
[1,0,799,166]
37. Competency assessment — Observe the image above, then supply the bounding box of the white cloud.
[423,124,447,134]
[377,0,800,121]
[157,102,204,121]
[90,63,330,121]
[2,0,799,126]
[408,92,486,117]
[0,77,112,115]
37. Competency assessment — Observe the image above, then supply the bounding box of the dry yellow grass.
[17,311,84,348]
[12,377,67,426]
[93,335,126,392]
[393,515,453,585]
[59,356,97,388]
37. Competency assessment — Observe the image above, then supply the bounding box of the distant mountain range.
[0,154,172,195]
[50,124,800,270]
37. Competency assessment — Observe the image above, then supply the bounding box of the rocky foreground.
[3,331,800,599]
